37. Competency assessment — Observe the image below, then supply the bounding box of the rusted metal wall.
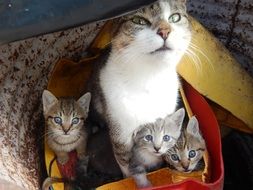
[0,22,104,190]
[188,0,253,77]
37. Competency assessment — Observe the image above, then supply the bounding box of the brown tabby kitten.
[163,116,206,172]
[42,90,91,164]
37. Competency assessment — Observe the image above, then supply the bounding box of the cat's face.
[112,0,191,64]
[42,90,91,145]
[133,108,185,156]
[163,116,206,172]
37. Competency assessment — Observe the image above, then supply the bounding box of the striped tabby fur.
[42,90,91,164]
[163,116,206,172]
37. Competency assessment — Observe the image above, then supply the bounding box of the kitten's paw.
[137,180,152,189]
[134,176,152,189]
[57,155,69,165]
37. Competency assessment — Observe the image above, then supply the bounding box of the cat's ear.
[186,116,200,137]
[177,0,187,11]
[169,108,185,128]
[42,90,58,114]
[78,92,91,114]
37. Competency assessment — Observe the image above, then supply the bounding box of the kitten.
[42,90,91,164]
[129,108,185,188]
[163,116,206,172]
[88,0,191,177]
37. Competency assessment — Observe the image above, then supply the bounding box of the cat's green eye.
[169,13,181,23]
[132,16,150,26]
[188,150,196,158]
[144,135,153,142]
[171,154,179,161]
[53,117,62,125]
[163,135,171,142]
[72,117,80,125]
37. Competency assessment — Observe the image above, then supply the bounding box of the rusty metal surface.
[188,0,253,76]
[0,21,104,190]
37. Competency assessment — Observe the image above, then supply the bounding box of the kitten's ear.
[42,90,58,114]
[78,92,91,114]
[169,108,185,128]
[132,129,138,142]
[186,116,200,137]
[132,126,144,143]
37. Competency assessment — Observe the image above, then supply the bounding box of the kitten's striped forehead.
[145,118,166,133]
[172,128,206,152]
[135,120,164,138]
[58,99,76,116]
[46,98,82,118]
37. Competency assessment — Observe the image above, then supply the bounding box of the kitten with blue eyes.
[88,0,191,177]
[163,116,206,173]
[42,90,91,164]
[129,108,185,188]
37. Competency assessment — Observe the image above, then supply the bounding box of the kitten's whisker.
[37,130,55,142]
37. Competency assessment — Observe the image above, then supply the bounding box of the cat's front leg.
[129,159,152,188]
[133,173,152,189]
[112,141,132,177]
[55,151,69,165]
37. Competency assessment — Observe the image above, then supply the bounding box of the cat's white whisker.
[185,49,202,73]
[189,38,215,72]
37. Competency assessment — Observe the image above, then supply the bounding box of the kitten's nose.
[157,27,171,40]
[182,164,189,171]
[154,146,161,152]
[62,126,70,134]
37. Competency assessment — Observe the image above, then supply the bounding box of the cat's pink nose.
[157,28,170,40]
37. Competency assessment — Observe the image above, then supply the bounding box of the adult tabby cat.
[163,116,206,172]
[42,90,91,164]
[129,108,185,188]
[88,0,191,177]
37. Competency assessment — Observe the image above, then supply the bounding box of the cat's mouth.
[153,151,162,155]
[151,45,172,54]
[183,169,191,173]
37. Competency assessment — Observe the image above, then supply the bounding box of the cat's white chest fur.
[100,53,179,143]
